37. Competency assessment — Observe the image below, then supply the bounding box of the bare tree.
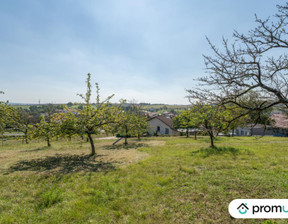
[187,3,288,119]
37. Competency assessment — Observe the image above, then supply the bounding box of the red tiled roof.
[271,114,288,129]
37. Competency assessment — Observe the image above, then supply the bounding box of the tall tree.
[188,3,288,120]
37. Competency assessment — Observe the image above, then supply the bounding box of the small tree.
[129,102,148,140]
[0,102,10,144]
[191,103,229,148]
[112,102,148,144]
[54,111,77,141]
[76,73,123,155]
[67,102,73,107]
[173,109,201,139]
[115,111,136,145]
[134,114,148,140]
[34,104,58,147]
[173,110,196,138]
[0,92,14,145]
[10,108,35,144]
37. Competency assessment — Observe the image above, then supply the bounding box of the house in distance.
[148,115,178,136]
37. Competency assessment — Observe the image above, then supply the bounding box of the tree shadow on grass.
[8,154,115,174]
[21,146,50,153]
[192,146,242,158]
[103,143,148,150]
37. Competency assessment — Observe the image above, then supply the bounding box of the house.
[235,113,288,136]
[177,128,199,136]
[148,115,179,136]
[236,124,277,136]
[235,127,251,136]
[145,111,158,118]
[162,111,176,119]
[269,113,288,136]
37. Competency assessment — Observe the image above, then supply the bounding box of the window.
[165,128,169,134]
[157,126,160,132]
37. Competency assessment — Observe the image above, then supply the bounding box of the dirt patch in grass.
[145,140,165,146]
[97,148,149,167]
[103,143,148,150]
[0,140,150,175]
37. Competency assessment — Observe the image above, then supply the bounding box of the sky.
[0,0,286,105]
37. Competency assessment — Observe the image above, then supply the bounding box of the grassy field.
[0,136,288,223]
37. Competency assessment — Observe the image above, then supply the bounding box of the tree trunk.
[24,129,29,144]
[137,132,141,141]
[208,131,215,148]
[194,130,197,140]
[124,126,128,145]
[87,133,95,155]
[205,120,214,147]
[47,137,51,147]
[232,128,234,137]
[186,129,189,138]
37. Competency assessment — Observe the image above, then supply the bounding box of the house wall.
[148,118,177,136]
[273,128,288,136]
[251,127,274,136]
[236,126,288,136]
[235,127,251,136]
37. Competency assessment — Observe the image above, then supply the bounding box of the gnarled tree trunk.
[87,133,95,155]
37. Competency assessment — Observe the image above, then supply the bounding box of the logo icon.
[237,203,249,214]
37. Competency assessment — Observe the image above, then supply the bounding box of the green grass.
[0,136,288,223]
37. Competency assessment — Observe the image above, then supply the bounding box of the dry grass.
[0,137,156,175]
